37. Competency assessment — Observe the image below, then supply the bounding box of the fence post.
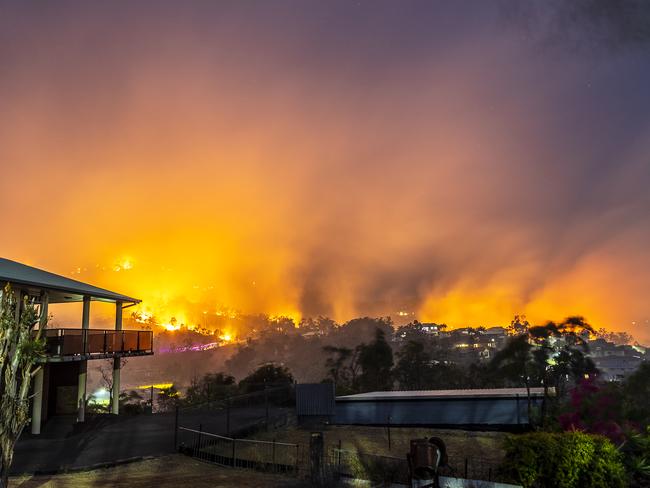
[464,457,468,479]
[387,415,391,451]
[272,439,276,472]
[226,397,231,436]
[232,438,236,467]
[174,406,179,450]
[337,439,342,476]
[265,386,269,429]
[295,444,299,475]
[309,432,324,487]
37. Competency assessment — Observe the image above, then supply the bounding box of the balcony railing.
[42,328,153,358]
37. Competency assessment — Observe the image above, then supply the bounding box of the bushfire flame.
[2,3,649,342]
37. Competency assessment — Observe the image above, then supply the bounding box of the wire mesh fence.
[177,425,503,484]
[178,427,300,474]
[323,445,502,485]
[326,446,410,484]
[176,384,294,437]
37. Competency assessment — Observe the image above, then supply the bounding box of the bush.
[501,431,626,488]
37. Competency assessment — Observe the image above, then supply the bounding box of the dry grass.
[250,425,507,467]
[10,455,302,488]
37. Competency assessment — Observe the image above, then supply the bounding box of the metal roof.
[0,257,140,304]
[337,387,551,401]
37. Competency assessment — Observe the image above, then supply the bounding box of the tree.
[0,285,45,487]
[329,317,393,349]
[508,314,530,335]
[322,344,363,394]
[185,372,236,405]
[239,364,294,393]
[493,316,598,426]
[623,362,650,427]
[323,346,352,388]
[595,328,634,345]
[157,385,181,412]
[119,390,147,415]
[394,340,432,390]
[358,328,393,392]
[491,334,535,420]
[96,357,127,413]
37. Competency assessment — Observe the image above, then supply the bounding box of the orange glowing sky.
[1,2,649,341]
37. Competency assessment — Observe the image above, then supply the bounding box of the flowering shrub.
[501,432,626,488]
[558,378,626,443]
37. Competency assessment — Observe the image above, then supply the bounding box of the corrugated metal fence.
[295,383,335,417]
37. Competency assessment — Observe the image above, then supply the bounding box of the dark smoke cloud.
[500,0,650,50]
[1,1,649,340]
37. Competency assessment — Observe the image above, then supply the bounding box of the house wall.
[334,396,542,427]
[46,362,81,418]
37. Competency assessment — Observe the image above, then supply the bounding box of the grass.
[248,425,507,474]
[10,455,302,488]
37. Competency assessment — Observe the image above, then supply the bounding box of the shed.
[296,383,336,424]
[334,388,550,429]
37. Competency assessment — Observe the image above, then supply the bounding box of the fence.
[438,455,501,482]
[178,426,300,474]
[176,384,294,437]
[325,445,502,484]
[42,328,153,357]
[326,446,410,484]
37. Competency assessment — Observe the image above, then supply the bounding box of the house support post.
[31,292,48,435]
[77,296,90,423]
[31,369,44,434]
[112,301,123,415]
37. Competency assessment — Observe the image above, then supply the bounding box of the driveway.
[12,407,290,474]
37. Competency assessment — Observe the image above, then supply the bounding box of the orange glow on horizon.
[2,4,648,343]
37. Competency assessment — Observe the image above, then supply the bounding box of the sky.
[1,1,650,341]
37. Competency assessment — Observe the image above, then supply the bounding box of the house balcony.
[41,328,154,362]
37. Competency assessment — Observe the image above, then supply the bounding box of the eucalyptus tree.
[492,315,597,427]
[358,328,394,392]
[0,284,45,487]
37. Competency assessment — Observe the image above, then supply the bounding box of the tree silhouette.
[394,340,431,390]
[358,328,394,392]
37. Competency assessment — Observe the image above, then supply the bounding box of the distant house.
[0,257,153,434]
[454,327,473,335]
[593,355,645,382]
[420,323,441,334]
[484,326,507,337]
[587,337,646,381]
[334,388,550,429]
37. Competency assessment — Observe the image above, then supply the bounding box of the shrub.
[501,431,626,488]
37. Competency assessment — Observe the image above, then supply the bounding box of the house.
[593,355,645,382]
[420,323,441,334]
[587,337,646,381]
[0,257,153,434]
